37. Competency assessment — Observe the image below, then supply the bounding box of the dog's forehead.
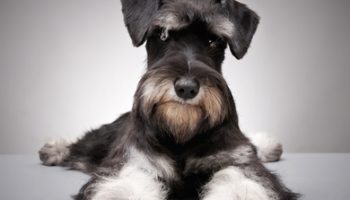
[151,0,234,38]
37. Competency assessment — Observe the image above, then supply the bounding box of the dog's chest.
[162,157,212,200]
[126,146,231,199]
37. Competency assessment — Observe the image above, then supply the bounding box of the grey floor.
[0,154,349,200]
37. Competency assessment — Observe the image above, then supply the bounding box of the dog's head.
[121,0,259,143]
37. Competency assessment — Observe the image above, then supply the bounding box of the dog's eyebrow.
[152,12,234,40]
[152,13,191,33]
[208,16,235,39]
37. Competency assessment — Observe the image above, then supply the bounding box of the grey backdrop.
[1,0,350,154]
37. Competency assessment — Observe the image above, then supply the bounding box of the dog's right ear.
[121,0,160,47]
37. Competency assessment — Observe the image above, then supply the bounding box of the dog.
[39,0,299,199]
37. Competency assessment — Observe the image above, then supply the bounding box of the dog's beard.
[155,102,203,143]
[139,73,227,143]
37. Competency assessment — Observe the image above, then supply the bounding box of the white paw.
[38,139,73,166]
[91,165,167,200]
[248,132,283,162]
[202,166,274,200]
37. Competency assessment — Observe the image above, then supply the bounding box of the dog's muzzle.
[135,64,229,143]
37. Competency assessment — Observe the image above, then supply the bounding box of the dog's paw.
[248,132,283,162]
[38,139,72,166]
[202,166,274,200]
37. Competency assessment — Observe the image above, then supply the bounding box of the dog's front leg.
[74,165,167,200]
[201,165,273,200]
[201,162,298,200]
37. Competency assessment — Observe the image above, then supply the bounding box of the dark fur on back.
[39,0,299,200]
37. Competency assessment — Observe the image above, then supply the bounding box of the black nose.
[174,77,200,100]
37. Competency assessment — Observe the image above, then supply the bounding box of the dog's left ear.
[225,1,260,59]
[121,0,160,46]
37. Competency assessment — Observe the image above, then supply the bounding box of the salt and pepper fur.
[39,0,299,199]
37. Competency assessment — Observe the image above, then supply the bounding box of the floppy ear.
[226,1,260,59]
[121,0,160,46]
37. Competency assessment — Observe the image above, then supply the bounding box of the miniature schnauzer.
[39,0,299,199]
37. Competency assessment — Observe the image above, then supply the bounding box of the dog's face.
[121,0,259,143]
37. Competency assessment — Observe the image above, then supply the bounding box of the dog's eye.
[208,39,215,47]
[208,36,222,48]
[160,29,169,41]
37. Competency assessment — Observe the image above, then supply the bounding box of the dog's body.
[39,0,299,199]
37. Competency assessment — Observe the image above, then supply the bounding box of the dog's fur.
[39,0,299,199]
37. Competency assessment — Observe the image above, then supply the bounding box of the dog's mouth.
[157,99,201,107]
[153,100,204,123]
